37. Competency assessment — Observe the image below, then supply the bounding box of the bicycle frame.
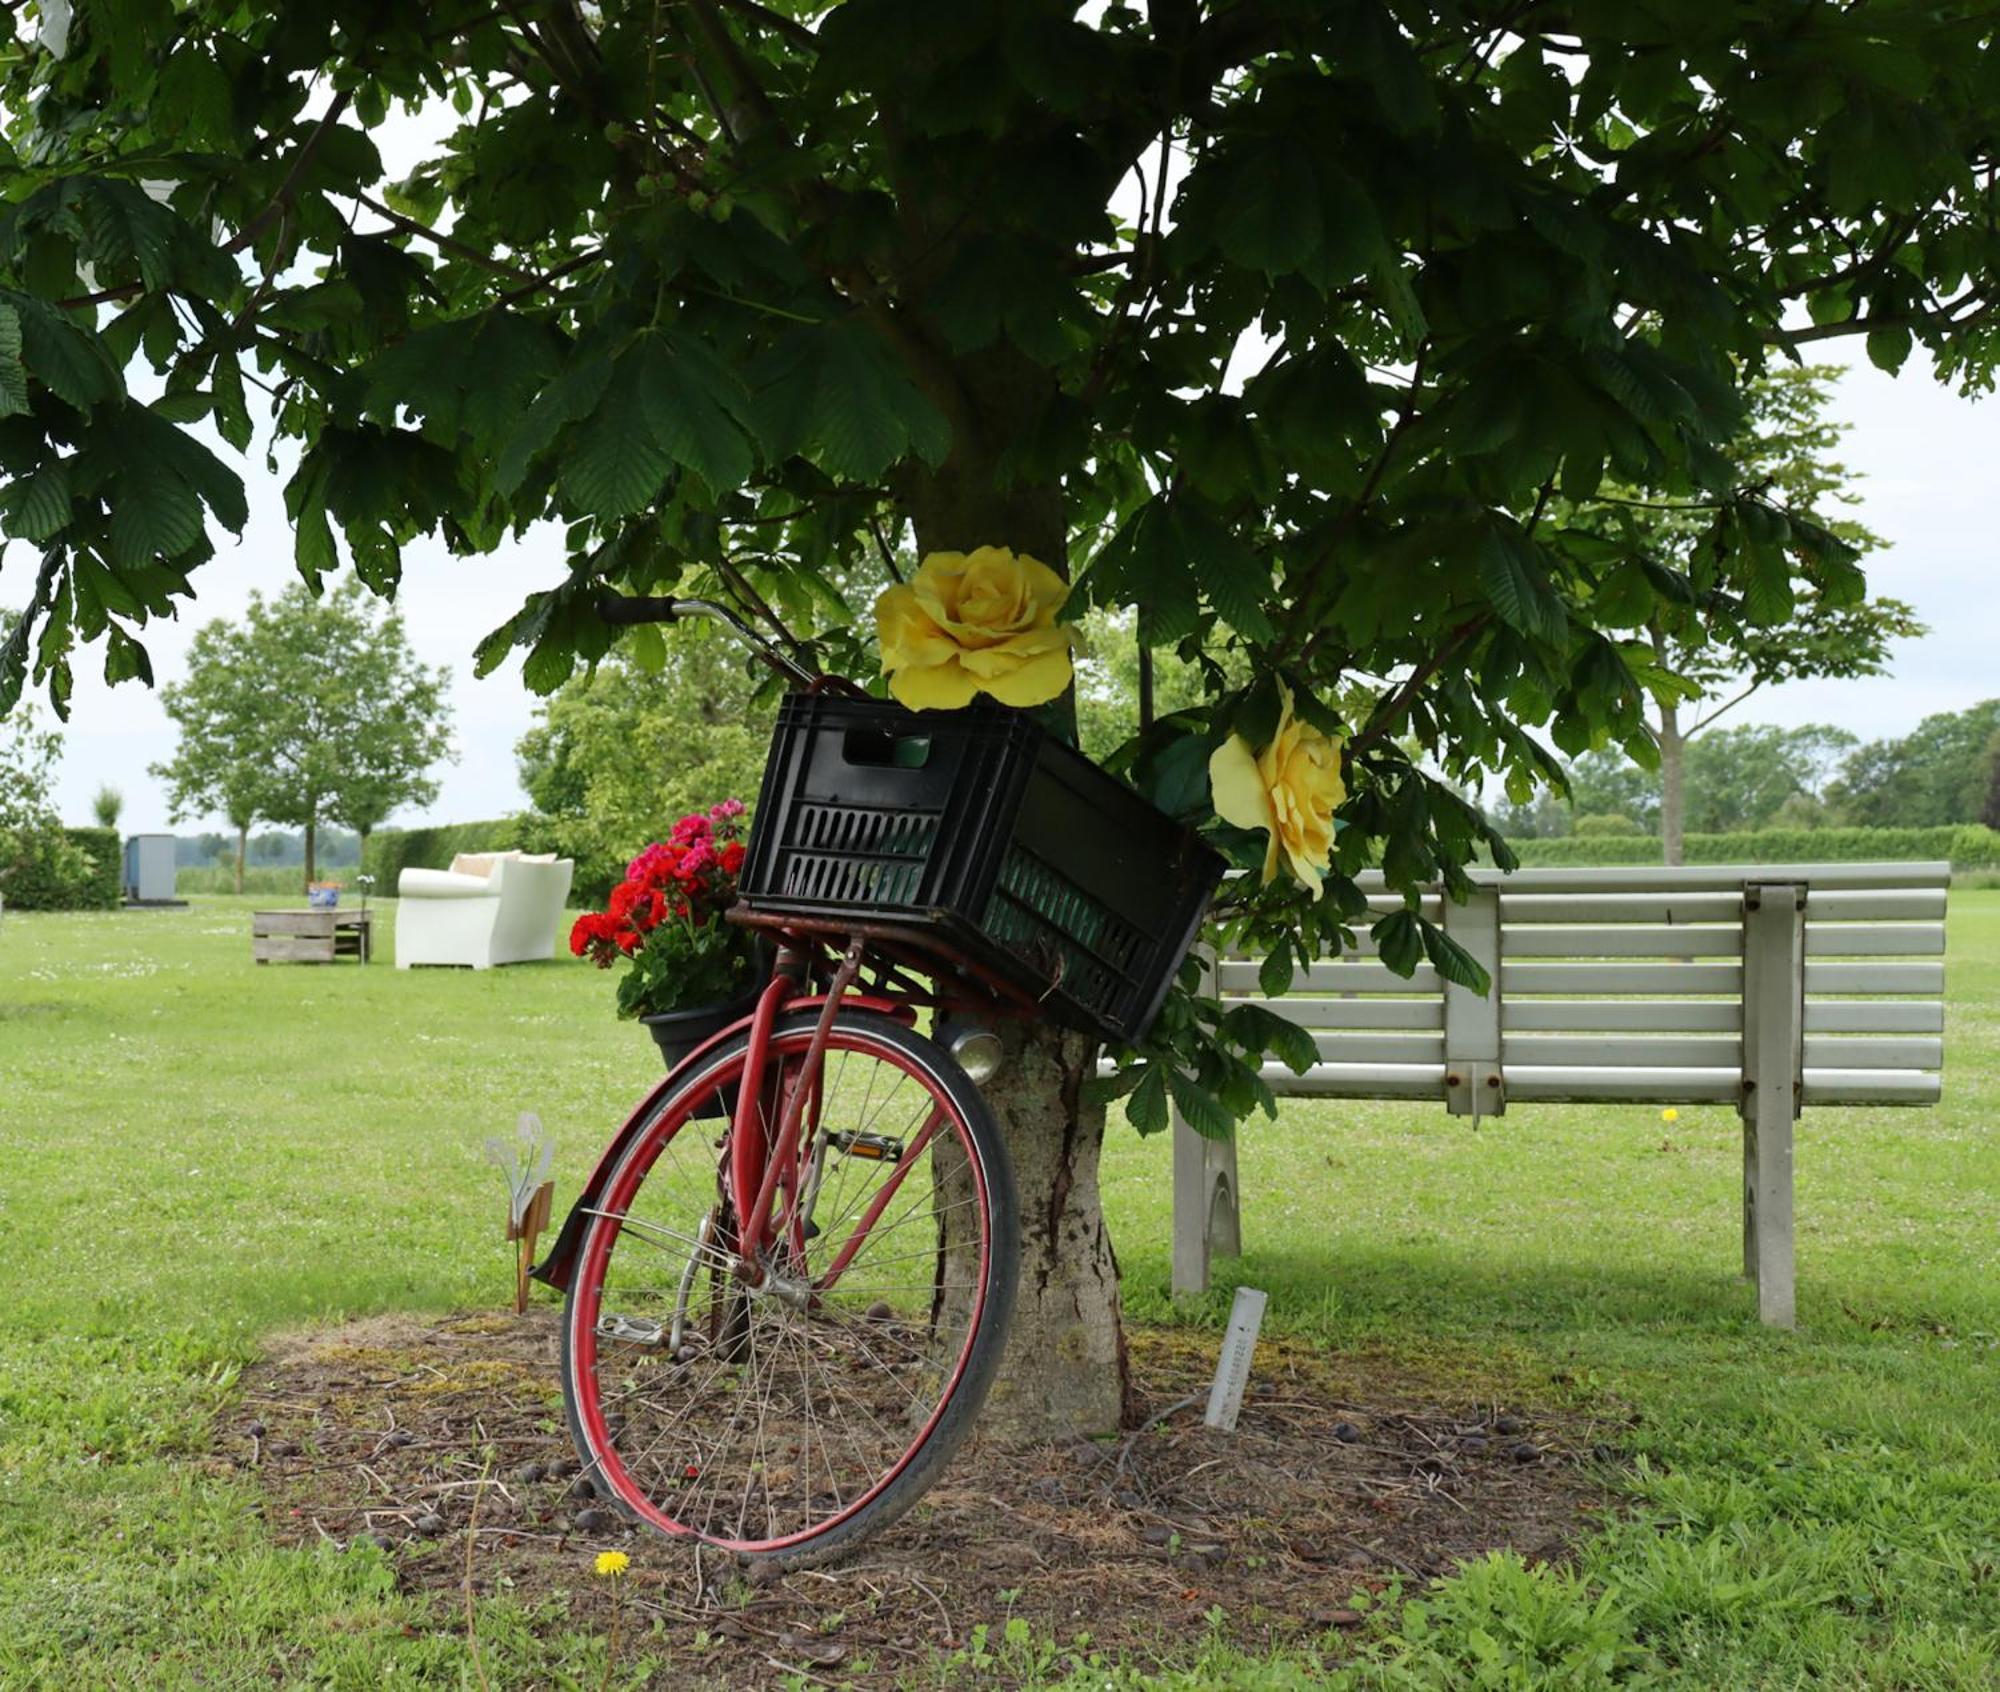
[532,934,934,1295]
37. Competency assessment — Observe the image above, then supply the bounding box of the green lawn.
[2,894,1997,1687]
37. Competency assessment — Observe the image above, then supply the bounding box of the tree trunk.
[303,816,317,894]
[234,825,246,896]
[1658,701,1686,867]
[906,447,1133,1443]
[962,1019,1131,1442]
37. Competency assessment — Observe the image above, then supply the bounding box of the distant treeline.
[1492,702,2000,840]
[171,826,361,870]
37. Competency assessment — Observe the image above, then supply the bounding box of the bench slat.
[1216,959,1441,995]
[1503,961,1741,995]
[1504,1034,1741,1067]
[1504,1000,1742,1032]
[1250,1062,1447,1098]
[1802,1001,1943,1034]
[1501,892,1742,925]
[1805,889,1949,922]
[1805,961,1945,994]
[1496,889,1948,924]
[1248,998,1445,1030]
[1802,923,1946,957]
[1503,925,1743,958]
[1803,1069,1942,1106]
[1802,1035,1942,1070]
[1310,1032,1446,1064]
[1506,1066,1741,1103]
[1356,861,1950,893]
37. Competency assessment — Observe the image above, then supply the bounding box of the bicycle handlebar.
[594,593,822,688]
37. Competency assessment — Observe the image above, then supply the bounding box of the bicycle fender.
[530,995,918,1292]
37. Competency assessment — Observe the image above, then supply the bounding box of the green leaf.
[750,320,950,483]
[560,355,674,518]
[13,296,123,410]
[0,302,28,417]
[103,624,153,685]
[1,460,73,542]
[1477,522,1568,645]
[1257,945,1294,998]
[1420,919,1490,995]
[626,622,667,674]
[1167,1067,1233,1140]
[1223,1001,1318,1075]
[497,354,612,496]
[1866,324,1912,374]
[634,331,757,495]
[1371,907,1424,977]
[1126,1062,1168,1135]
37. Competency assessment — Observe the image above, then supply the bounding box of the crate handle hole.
[842,728,933,769]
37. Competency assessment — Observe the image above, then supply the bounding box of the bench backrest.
[1212,862,1949,1114]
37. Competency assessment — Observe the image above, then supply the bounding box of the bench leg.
[1171,1109,1240,1296]
[1742,1103,1796,1328]
[1741,882,1803,1330]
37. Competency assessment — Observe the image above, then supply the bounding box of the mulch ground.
[217,1309,1628,1686]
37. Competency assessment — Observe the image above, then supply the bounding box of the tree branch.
[710,0,821,51]
[57,90,354,311]
[1348,615,1490,755]
[1686,678,1761,739]
[352,191,534,282]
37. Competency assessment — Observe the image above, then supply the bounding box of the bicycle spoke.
[568,1017,1008,1558]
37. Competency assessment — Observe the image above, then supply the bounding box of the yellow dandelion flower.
[594,1549,630,1578]
[1661,1108,1680,1123]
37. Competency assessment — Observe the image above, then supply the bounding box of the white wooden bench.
[1172,862,1951,1327]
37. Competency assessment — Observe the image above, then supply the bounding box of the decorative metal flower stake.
[484,1112,555,1314]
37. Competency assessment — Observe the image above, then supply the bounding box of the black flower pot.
[639,977,766,1121]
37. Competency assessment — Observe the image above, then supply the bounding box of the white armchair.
[394,852,575,969]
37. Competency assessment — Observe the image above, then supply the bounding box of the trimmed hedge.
[1506,824,2000,870]
[0,825,121,910]
[67,827,123,906]
[363,819,526,888]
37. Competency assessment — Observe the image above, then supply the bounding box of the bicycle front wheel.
[561,1009,1018,1566]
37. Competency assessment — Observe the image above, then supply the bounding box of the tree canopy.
[517,619,773,897]
[5,1,2000,1120]
[1831,699,2000,829]
[151,580,452,887]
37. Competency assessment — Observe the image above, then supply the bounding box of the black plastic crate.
[738,693,1224,1043]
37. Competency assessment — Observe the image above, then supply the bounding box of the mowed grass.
[1,893,1997,1687]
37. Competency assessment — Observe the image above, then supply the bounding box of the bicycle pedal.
[826,1130,904,1163]
[597,1314,666,1347]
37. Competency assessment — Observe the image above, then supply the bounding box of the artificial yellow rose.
[1208,688,1346,895]
[876,546,1079,709]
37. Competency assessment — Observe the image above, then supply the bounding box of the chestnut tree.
[5,0,2000,1436]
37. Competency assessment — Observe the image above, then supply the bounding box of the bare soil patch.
[219,1309,1625,1685]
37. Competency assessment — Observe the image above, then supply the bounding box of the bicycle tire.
[560,1008,1018,1567]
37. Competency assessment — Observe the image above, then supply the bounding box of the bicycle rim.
[563,1012,1014,1560]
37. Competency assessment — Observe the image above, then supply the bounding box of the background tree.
[90,784,122,830]
[1565,366,1921,862]
[0,607,89,905]
[1680,723,1855,835]
[7,3,2000,1439]
[1830,700,2000,828]
[153,583,452,891]
[518,620,774,897]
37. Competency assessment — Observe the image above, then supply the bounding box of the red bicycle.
[533,598,1217,1567]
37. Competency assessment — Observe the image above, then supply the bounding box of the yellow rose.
[876,546,1078,710]
[1208,688,1346,895]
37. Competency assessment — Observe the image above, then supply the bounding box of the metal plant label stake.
[1203,1285,1268,1433]
[485,1112,556,1314]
